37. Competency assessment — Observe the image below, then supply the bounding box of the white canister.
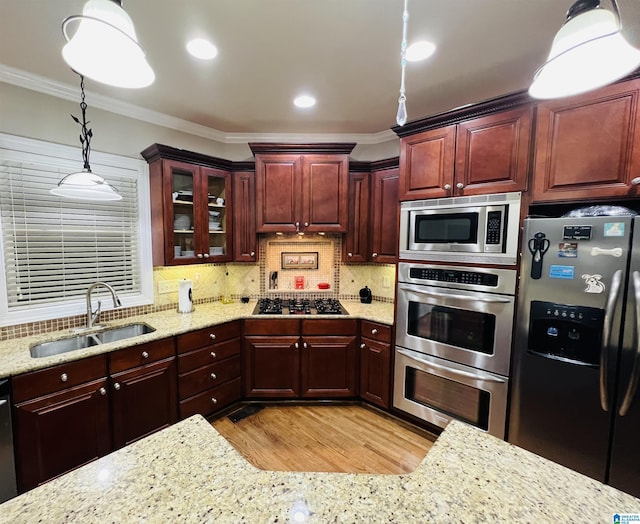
[178,279,193,313]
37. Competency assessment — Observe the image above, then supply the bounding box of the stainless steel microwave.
[399,192,521,265]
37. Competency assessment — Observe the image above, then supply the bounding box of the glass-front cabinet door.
[163,161,232,265]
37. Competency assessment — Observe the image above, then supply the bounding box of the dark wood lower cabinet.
[360,338,391,409]
[243,318,358,399]
[110,357,178,449]
[13,377,111,492]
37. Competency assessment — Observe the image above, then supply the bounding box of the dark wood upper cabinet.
[232,170,258,262]
[250,143,355,234]
[343,171,370,263]
[532,78,640,202]
[370,166,399,263]
[399,105,532,200]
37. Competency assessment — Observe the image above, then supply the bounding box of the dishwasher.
[0,379,17,502]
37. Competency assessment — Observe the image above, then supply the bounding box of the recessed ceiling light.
[293,95,316,109]
[186,38,218,60]
[406,40,436,62]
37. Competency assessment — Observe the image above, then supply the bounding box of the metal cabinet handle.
[348,252,353,257]
[211,397,218,405]
[444,184,452,191]
[294,342,299,349]
[203,253,209,258]
[372,253,378,258]
[209,333,216,340]
[197,253,204,258]
[114,382,121,391]
[632,177,640,185]
[371,328,378,335]
[250,251,255,257]
[99,387,107,396]
[620,271,640,416]
[142,351,149,359]
[601,269,623,411]
[210,373,217,380]
[456,182,464,189]
[60,373,68,382]
[360,343,366,349]
[210,351,217,358]
[304,222,309,227]
[303,342,308,349]
[295,222,300,232]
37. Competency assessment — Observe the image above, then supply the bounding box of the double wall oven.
[394,262,517,439]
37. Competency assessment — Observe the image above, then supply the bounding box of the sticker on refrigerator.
[563,225,591,240]
[558,242,578,258]
[582,274,606,293]
[549,265,574,279]
[604,222,625,237]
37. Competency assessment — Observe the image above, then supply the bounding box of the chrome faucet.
[86,282,122,329]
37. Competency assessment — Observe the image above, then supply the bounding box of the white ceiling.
[2,1,640,141]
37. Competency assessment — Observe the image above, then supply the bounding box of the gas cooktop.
[253,298,347,315]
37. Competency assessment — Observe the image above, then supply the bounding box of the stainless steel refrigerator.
[509,214,640,497]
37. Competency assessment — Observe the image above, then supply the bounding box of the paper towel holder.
[177,279,194,314]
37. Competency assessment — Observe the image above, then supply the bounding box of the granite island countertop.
[0,299,394,379]
[1,416,638,523]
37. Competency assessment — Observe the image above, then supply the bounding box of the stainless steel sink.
[29,323,156,358]
[94,323,155,344]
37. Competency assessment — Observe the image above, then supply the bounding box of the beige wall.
[0,83,399,162]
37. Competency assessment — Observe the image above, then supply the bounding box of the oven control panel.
[408,267,499,287]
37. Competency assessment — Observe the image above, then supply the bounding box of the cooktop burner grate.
[254,298,346,315]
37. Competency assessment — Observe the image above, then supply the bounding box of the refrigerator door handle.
[619,271,640,416]
[601,269,623,412]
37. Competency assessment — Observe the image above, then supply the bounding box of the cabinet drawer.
[12,354,108,403]
[178,337,241,374]
[179,377,241,419]
[179,356,241,399]
[244,318,299,335]
[360,320,391,343]
[176,321,241,353]
[302,318,357,336]
[109,338,176,374]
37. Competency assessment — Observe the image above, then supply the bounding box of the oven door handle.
[397,349,507,384]
[401,286,512,304]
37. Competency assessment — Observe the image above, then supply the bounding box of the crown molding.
[0,64,398,146]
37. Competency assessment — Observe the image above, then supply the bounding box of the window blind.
[0,159,140,308]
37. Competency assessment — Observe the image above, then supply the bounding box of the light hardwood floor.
[212,404,437,474]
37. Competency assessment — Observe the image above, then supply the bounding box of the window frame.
[0,132,154,327]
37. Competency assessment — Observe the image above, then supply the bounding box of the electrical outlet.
[382,276,391,288]
[158,280,179,294]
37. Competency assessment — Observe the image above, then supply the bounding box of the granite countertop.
[0,300,394,379]
[1,416,638,523]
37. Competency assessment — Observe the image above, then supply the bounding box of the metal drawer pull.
[210,351,217,358]
[114,382,121,390]
[210,373,217,380]
[60,373,68,382]
[209,334,216,340]
[294,342,299,349]
[142,351,149,359]
[99,388,107,396]
[303,342,308,349]
[211,397,218,404]
[360,343,366,349]
[371,329,378,335]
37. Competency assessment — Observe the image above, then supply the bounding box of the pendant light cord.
[396,0,409,126]
[72,75,93,172]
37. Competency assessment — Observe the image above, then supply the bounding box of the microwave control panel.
[408,267,499,287]
[486,210,503,245]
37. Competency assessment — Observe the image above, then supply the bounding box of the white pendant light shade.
[50,171,122,201]
[62,0,154,89]
[530,6,640,99]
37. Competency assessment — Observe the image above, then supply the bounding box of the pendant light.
[529,0,640,99]
[62,0,154,89]
[50,75,122,202]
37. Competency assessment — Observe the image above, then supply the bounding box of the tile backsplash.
[0,234,395,340]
